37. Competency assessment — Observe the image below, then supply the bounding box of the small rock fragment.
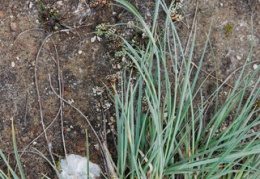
[55,1,64,7]
[91,36,97,43]
[28,1,33,9]
[236,55,241,60]
[96,36,101,42]
[10,22,18,31]
[11,61,15,67]
[146,11,151,17]
[253,64,258,70]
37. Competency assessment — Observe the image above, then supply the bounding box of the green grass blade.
[11,119,26,179]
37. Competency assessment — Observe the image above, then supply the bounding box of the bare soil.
[0,0,259,178]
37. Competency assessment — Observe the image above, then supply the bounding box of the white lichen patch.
[92,86,104,96]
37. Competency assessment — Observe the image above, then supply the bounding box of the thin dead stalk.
[34,33,56,166]
[101,141,119,179]
[14,28,44,43]
[50,38,67,158]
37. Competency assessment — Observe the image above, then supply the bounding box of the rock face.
[60,154,101,179]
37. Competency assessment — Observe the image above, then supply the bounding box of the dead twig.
[50,38,67,158]
[34,32,56,167]
[101,141,119,179]
[14,28,44,43]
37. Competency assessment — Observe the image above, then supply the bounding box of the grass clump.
[110,0,260,178]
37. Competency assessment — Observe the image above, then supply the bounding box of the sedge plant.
[112,0,260,178]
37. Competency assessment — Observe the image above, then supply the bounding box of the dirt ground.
[0,0,259,178]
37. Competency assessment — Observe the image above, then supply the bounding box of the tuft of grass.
[111,0,260,178]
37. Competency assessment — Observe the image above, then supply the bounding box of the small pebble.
[91,36,96,43]
[10,22,18,31]
[97,36,101,41]
[79,68,83,73]
[146,12,151,17]
[11,61,15,67]
[78,50,82,54]
[236,55,241,60]
[253,64,258,70]
[117,63,122,69]
[56,1,64,6]
[28,1,33,9]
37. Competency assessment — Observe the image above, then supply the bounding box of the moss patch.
[223,23,234,36]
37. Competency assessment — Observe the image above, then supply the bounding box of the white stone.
[60,154,101,179]
[28,2,33,9]
[253,64,258,70]
[91,36,97,43]
[236,55,241,60]
[96,36,101,42]
[11,61,15,67]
